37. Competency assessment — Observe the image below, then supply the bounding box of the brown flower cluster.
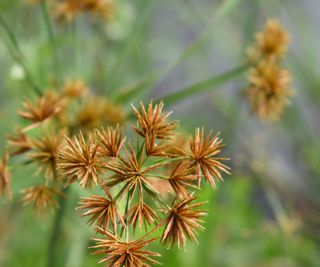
[244,19,293,121]
[248,19,290,61]
[2,79,126,212]
[57,99,230,266]
[0,152,11,198]
[28,0,115,22]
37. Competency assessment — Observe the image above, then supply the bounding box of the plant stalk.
[0,14,42,95]
[47,186,69,267]
[40,0,62,86]
[160,63,249,106]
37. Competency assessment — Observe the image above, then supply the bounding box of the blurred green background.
[0,0,320,266]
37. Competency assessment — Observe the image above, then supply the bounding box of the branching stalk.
[40,0,62,86]
[0,14,42,95]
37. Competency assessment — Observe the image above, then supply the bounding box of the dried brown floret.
[21,185,62,212]
[105,146,165,201]
[92,227,160,267]
[188,128,230,188]
[58,132,102,188]
[78,193,125,232]
[168,161,198,198]
[18,91,65,132]
[96,125,126,158]
[131,100,176,155]
[244,59,293,121]
[124,202,160,231]
[0,152,11,198]
[161,196,207,249]
[132,100,177,140]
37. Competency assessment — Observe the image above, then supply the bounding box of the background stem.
[0,14,42,95]
[160,63,249,106]
[47,187,69,267]
[40,0,62,86]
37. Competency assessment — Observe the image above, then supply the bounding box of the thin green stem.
[159,63,249,106]
[126,63,249,121]
[124,192,131,241]
[113,0,243,106]
[107,0,153,90]
[151,0,243,89]
[0,14,42,95]
[40,0,62,86]
[47,185,70,267]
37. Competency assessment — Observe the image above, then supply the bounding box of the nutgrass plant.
[1,0,320,267]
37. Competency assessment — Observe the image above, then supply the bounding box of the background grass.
[0,0,320,266]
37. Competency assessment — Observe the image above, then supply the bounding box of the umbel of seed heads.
[1,79,127,212]
[57,99,230,267]
[244,19,294,121]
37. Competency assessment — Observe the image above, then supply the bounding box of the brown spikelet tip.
[161,196,207,249]
[131,100,177,155]
[91,227,161,267]
[189,127,231,188]
[95,125,126,158]
[77,195,125,232]
[57,132,102,189]
[105,145,166,201]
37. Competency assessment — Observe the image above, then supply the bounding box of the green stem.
[0,14,42,95]
[124,192,131,241]
[47,186,69,267]
[152,0,243,88]
[40,0,62,86]
[159,63,249,106]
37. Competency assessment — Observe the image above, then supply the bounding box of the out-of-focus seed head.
[54,0,82,22]
[21,185,62,212]
[28,130,64,180]
[75,96,125,131]
[18,91,66,132]
[54,0,115,22]
[244,59,293,121]
[7,130,32,156]
[164,133,188,157]
[82,0,115,20]
[61,79,88,99]
[248,19,290,61]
